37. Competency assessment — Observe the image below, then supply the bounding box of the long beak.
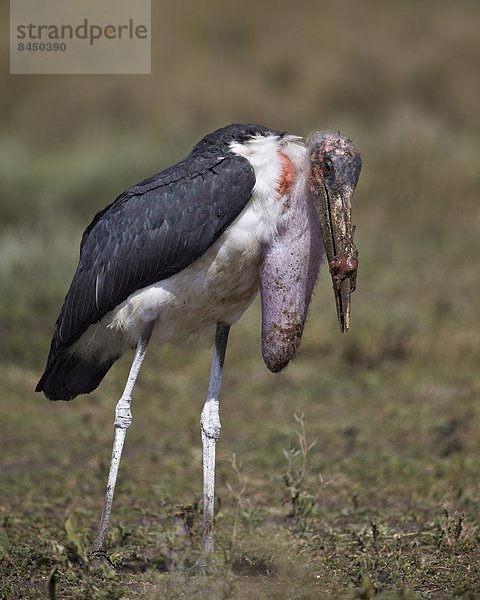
[316,183,358,332]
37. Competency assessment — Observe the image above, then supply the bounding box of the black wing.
[38,150,255,380]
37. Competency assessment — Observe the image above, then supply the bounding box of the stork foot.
[191,548,224,574]
[89,549,116,572]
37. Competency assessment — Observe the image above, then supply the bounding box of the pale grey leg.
[91,321,154,558]
[201,322,230,553]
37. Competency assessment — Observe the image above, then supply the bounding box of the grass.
[2,0,480,597]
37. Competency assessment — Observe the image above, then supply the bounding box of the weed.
[283,413,318,524]
[225,453,248,558]
[435,507,466,550]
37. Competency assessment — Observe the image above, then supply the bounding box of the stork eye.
[322,158,334,175]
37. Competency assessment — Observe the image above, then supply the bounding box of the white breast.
[71,135,306,363]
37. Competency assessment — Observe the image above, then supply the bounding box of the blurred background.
[1,1,480,597]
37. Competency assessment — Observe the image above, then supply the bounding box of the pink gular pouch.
[260,131,362,373]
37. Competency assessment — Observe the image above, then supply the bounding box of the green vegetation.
[1,1,480,597]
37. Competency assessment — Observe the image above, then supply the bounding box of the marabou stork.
[36,123,361,558]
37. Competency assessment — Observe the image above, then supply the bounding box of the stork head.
[308,132,362,332]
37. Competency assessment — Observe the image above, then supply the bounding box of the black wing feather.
[38,151,256,387]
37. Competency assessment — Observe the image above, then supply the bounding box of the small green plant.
[174,500,201,543]
[225,453,248,558]
[283,413,317,522]
[0,529,10,560]
[435,506,466,550]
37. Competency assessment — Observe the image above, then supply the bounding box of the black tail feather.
[36,351,119,401]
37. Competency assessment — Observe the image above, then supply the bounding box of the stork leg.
[201,322,230,553]
[91,321,154,559]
